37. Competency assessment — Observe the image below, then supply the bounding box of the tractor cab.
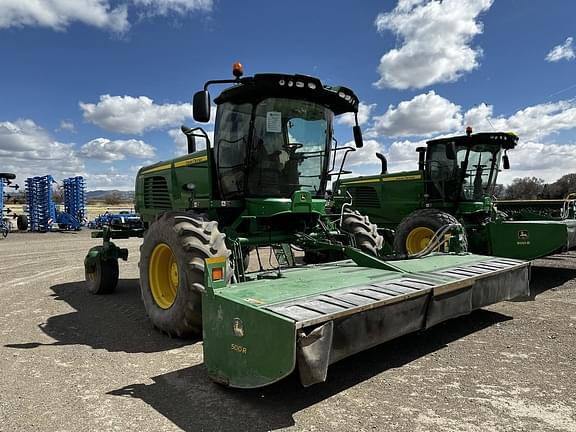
[193,64,363,201]
[424,130,518,203]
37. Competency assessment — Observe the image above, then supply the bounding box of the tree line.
[494,173,576,200]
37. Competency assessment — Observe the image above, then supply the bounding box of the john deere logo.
[518,230,529,240]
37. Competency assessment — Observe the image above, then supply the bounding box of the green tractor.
[84,67,530,388]
[337,128,576,260]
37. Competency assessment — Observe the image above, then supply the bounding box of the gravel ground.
[0,230,575,432]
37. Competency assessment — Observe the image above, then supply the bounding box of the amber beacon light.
[232,62,244,78]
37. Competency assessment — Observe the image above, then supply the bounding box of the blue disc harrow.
[25,175,57,232]
[63,176,86,229]
[25,175,86,232]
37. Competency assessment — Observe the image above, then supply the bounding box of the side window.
[215,102,252,198]
[428,143,455,181]
[216,103,251,168]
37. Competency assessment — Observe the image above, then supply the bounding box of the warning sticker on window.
[266,112,282,133]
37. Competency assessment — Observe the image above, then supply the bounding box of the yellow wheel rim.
[405,227,435,255]
[149,243,179,309]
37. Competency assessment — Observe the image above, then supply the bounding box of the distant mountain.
[86,190,135,200]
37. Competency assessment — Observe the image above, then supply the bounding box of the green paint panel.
[245,197,325,217]
[338,170,424,229]
[488,220,570,260]
[202,294,296,388]
[135,150,211,224]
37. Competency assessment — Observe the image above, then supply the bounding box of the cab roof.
[427,132,519,150]
[214,73,359,115]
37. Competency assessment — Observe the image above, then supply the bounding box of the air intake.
[349,186,379,208]
[143,176,171,209]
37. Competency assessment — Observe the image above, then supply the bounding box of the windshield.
[457,144,501,200]
[215,97,332,199]
[427,142,502,201]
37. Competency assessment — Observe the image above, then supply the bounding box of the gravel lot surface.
[1,230,575,431]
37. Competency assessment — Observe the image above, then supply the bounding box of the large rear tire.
[393,208,466,255]
[304,209,384,264]
[340,208,384,256]
[139,212,231,337]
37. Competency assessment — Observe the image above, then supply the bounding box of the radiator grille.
[143,176,171,209]
[349,186,380,208]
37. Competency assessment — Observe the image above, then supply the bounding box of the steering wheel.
[283,143,304,152]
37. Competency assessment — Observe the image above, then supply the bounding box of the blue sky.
[1,0,576,190]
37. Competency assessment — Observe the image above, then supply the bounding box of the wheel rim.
[405,227,435,254]
[149,243,178,309]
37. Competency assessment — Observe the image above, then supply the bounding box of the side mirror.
[503,154,510,169]
[353,125,363,148]
[193,90,211,123]
[446,142,456,160]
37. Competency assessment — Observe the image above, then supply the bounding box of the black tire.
[393,208,467,255]
[139,212,231,337]
[0,172,16,180]
[16,214,28,231]
[85,248,119,294]
[340,208,384,256]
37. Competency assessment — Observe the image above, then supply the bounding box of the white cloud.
[83,171,136,191]
[348,96,576,187]
[386,139,427,172]
[58,120,76,133]
[498,141,576,185]
[80,95,194,134]
[80,137,156,161]
[169,128,213,155]
[336,102,377,127]
[0,0,129,32]
[374,0,493,89]
[372,91,462,137]
[0,0,213,32]
[332,139,384,177]
[0,119,84,184]
[545,37,575,62]
[463,100,576,141]
[131,0,211,15]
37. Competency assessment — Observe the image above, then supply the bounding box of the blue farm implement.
[88,210,142,230]
[63,176,87,227]
[0,173,25,237]
[1,173,16,237]
[25,175,86,232]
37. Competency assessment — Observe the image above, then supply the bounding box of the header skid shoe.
[202,254,530,388]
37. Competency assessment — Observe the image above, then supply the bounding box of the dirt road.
[1,231,575,431]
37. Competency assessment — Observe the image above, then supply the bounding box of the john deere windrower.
[84,65,530,388]
[336,128,576,260]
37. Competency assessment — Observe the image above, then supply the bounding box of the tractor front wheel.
[16,214,28,231]
[393,209,466,256]
[139,212,231,337]
[85,247,119,294]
